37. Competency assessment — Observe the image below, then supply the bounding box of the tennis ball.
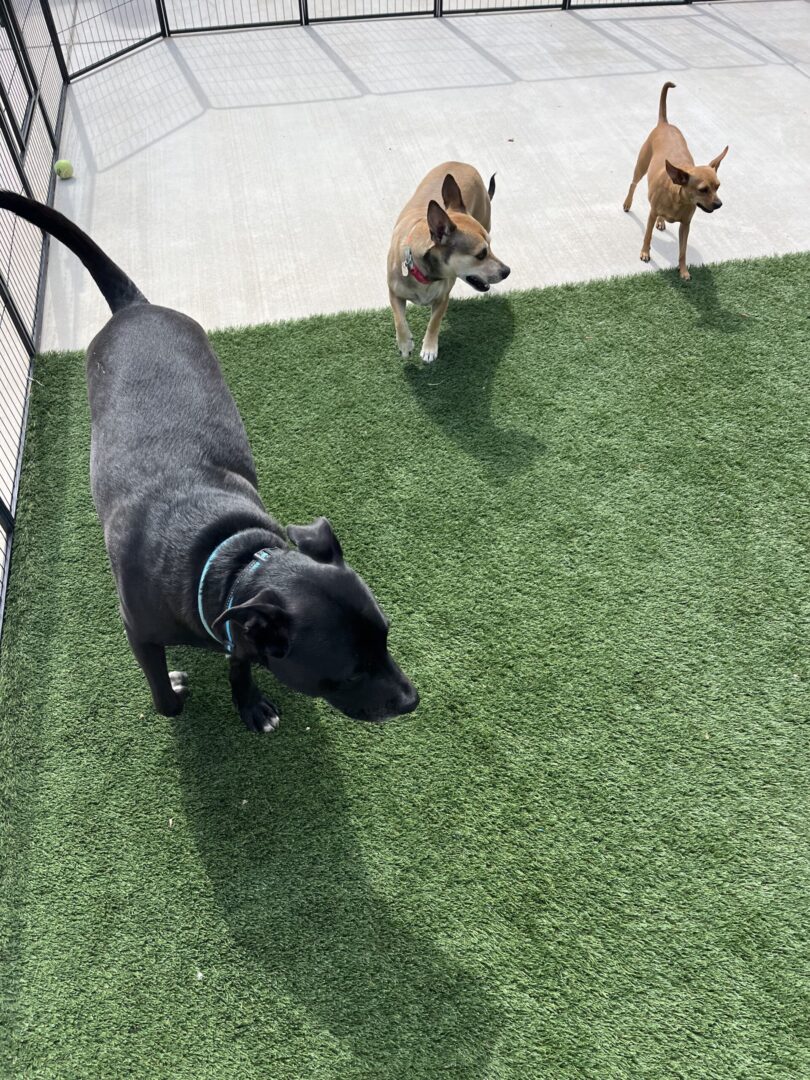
[53,159,74,180]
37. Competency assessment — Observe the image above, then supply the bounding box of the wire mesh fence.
[41,0,692,73]
[0,0,66,643]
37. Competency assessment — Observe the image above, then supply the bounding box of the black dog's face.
[215,519,418,723]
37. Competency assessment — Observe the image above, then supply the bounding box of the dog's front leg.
[677,220,691,281]
[126,633,189,717]
[640,211,656,263]
[228,656,280,734]
[389,289,413,357]
[421,294,450,364]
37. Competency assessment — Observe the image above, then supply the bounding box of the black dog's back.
[86,303,269,625]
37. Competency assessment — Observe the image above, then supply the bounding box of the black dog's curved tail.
[0,190,146,314]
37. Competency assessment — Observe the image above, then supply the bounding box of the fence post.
[434,0,442,17]
[37,0,71,83]
[300,0,309,25]
[154,0,171,37]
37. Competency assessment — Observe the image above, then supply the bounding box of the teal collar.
[197,535,273,653]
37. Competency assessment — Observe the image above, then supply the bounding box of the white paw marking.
[420,342,438,364]
[169,671,189,697]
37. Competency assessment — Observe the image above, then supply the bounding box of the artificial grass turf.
[1,255,809,1080]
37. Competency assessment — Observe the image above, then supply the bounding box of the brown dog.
[387,162,510,363]
[623,82,728,281]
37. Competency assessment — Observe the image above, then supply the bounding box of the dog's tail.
[658,81,676,124]
[0,190,146,314]
[488,173,496,200]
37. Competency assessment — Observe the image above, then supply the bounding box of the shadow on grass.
[662,264,748,333]
[401,294,543,480]
[173,668,498,1077]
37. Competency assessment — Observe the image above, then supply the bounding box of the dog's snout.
[388,675,419,717]
[399,686,419,715]
[499,265,511,281]
[713,199,722,210]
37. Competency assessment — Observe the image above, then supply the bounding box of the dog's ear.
[665,160,691,187]
[427,200,455,245]
[212,588,290,658]
[287,516,344,565]
[441,173,466,213]
[709,145,729,171]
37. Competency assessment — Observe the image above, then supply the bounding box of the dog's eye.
[698,184,709,193]
[476,248,487,261]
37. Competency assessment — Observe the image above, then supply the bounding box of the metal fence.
[45,0,693,79]
[0,0,66,638]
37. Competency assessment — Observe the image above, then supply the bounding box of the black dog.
[1,192,418,731]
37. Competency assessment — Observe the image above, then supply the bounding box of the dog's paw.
[169,671,190,699]
[239,693,280,734]
[640,251,651,263]
[655,217,666,231]
[397,336,414,358]
[622,201,631,213]
[157,672,189,717]
[679,268,691,282]
[420,342,439,364]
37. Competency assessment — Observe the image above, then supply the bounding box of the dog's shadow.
[661,263,747,333]
[171,661,498,1077]
[401,294,543,480]
[626,213,744,332]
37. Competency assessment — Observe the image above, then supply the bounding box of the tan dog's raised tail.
[387,162,510,363]
[623,82,728,281]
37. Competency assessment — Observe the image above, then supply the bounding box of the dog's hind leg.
[389,289,413,358]
[126,632,188,717]
[623,137,652,212]
[420,294,450,364]
[228,656,280,734]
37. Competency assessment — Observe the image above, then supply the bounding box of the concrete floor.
[41,0,810,351]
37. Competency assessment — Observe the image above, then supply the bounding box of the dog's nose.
[713,199,722,210]
[401,687,419,714]
[500,265,511,281]
[393,684,419,716]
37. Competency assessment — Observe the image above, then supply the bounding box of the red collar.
[403,236,433,285]
[409,260,431,285]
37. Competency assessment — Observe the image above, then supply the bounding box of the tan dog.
[623,82,728,281]
[387,162,510,363]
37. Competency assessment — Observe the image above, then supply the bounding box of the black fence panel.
[0,0,65,643]
[165,0,299,33]
[47,0,163,78]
